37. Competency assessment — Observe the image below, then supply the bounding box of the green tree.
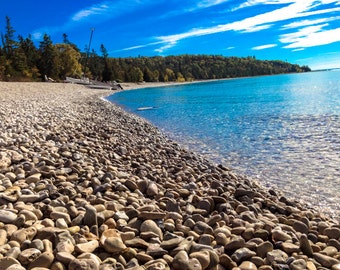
[2,16,17,58]
[100,44,108,59]
[55,43,82,79]
[38,34,58,80]
[127,66,143,82]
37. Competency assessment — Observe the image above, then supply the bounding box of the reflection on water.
[110,71,340,220]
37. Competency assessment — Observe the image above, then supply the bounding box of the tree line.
[0,16,311,82]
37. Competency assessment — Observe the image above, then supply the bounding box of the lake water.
[108,71,340,220]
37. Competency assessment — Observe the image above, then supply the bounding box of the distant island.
[0,16,311,83]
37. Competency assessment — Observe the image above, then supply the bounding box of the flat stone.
[161,237,184,250]
[293,220,309,234]
[55,251,76,265]
[140,219,163,240]
[139,211,166,220]
[189,250,210,269]
[321,246,338,256]
[289,259,307,270]
[306,261,317,270]
[125,237,150,249]
[225,236,245,251]
[231,247,256,263]
[28,252,54,269]
[17,248,41,265]
[0,210,17,223]
[313,253,340,268]
[69,258,99,270]
[324,227,340,239]
[75,240,99,253]
[56,239,75,253]
[281,242,300,254]
[0,257,21,269]
[50,212,71,225]
[266,249,288,264]
[272,229,292,242]
[239,261,258,270]
[100,229,126,254]
[256,241,273,258]
[172,250,190,270]
[146,243,168,257]
[25,173,42,184]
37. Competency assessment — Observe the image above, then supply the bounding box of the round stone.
[0,210,17,223]
[17,248,41,265]
[140,219,163,240]
[172,251,190,270]
[239,261,258,270]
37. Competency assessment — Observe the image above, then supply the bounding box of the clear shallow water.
[108,71,340,220]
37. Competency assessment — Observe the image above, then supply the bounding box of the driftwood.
[65,77,123,90]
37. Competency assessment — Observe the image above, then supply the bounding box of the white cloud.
[72,4,110,21]
[241,24,273,33]
[147,0,340,52]
[280,24,327,44]
[282,17,340,29]
[281,26,340,48]
[252,44,277,50]
[197,0,231,8]
[32,0,155,40]
[233,0,296,11]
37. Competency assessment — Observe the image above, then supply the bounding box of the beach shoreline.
[0,82,339,269]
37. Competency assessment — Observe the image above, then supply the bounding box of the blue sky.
[1,0,340,70]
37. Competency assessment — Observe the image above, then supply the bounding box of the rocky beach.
[0,82,339,270]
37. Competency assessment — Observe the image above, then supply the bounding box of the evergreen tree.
[38,34,58,80]
[3,16,17,58]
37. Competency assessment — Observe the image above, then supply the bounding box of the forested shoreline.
[0,16,311,83]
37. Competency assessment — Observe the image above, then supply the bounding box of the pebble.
[140,220,163,240]
[289,258,307,270]
[239,261,258,270]
[17,248,41,265]
[100,229,127,253]
[257,241,273,258]
[28,252,54,269]
[313,253,340,268]
[172,250,190,270]
[75,240,99,253]
[266,249,288,264]
[0,82,338,270]
[281,242,300,254]
[231,247,256,263]
[0,210,17,223]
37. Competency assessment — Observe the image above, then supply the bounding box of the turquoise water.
[108,71,340,219]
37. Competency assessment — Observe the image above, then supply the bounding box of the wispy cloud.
[72,3,110,21]
[280,25,340,49]
[143,0,340,53]
[252,44,277,50]
[197,0,231,9]
[232,0,296,11]
[32,0,154,40]
[282,16,340,29]
[241,24,273,33]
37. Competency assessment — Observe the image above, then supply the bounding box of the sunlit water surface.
[108,71,340,220]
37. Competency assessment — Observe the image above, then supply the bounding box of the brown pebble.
[239,261,258,270]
